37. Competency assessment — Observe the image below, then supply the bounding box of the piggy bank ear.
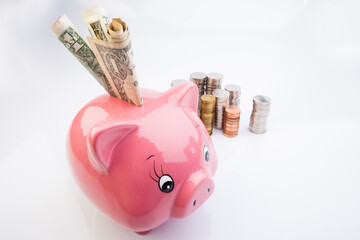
[162,82,198,112]
[87,123,138,174]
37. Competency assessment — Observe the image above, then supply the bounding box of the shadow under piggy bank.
[82,200,213,240]
[67,82,218,234]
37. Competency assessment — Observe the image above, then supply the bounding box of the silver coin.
[249,95,271,134]
[212,89,229,129]
[225,84,241,92]
[249,125,267,134]
[212,89,229,100]
[253,95,271,105]
[206,72,223,95]
[190,72,207,84]
[189,72,207,106]
[225,84,241,107]
[207,72,223,82]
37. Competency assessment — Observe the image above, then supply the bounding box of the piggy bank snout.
[172,169,214,218]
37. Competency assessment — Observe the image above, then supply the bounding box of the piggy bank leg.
[135,230,152,235]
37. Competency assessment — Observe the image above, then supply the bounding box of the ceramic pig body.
[67,83,217,234]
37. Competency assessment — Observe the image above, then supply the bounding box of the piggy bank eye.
[203,145,210,162]
[159,175,174,193]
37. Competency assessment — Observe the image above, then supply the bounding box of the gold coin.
[201,94,216,103]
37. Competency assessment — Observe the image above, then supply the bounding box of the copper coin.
[225,106,240,115]
[223,132,238,138]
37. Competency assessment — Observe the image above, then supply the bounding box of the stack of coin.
[225,84,241,107]
[212,89,229,129]
[170,79,187,88]
[206,72,223,95]
[189,72,206,95]
[200,95,216,135]
[249,95,271,134]
[223,106,240,138]
[189,72,207,115]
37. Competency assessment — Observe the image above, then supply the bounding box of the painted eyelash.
[149,172,158,183]
[149,160,162,183]
[153,160,160,178]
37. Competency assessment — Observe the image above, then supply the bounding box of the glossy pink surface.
[67,83,218,233]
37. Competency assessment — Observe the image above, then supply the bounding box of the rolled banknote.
[50,15,116,97]
[88,18,143,106]
[82,5,110,41]
[107,18,128,42]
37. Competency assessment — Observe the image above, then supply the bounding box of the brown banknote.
[88,19,143,106]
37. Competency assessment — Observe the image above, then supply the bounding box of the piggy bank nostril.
[207,188,210,193]
[193,199,197,206]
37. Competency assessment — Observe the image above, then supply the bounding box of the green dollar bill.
[51,15,116,97]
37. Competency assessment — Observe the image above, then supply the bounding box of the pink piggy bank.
[67,82,217,234]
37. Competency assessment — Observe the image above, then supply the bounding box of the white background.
[1,0,360,239]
